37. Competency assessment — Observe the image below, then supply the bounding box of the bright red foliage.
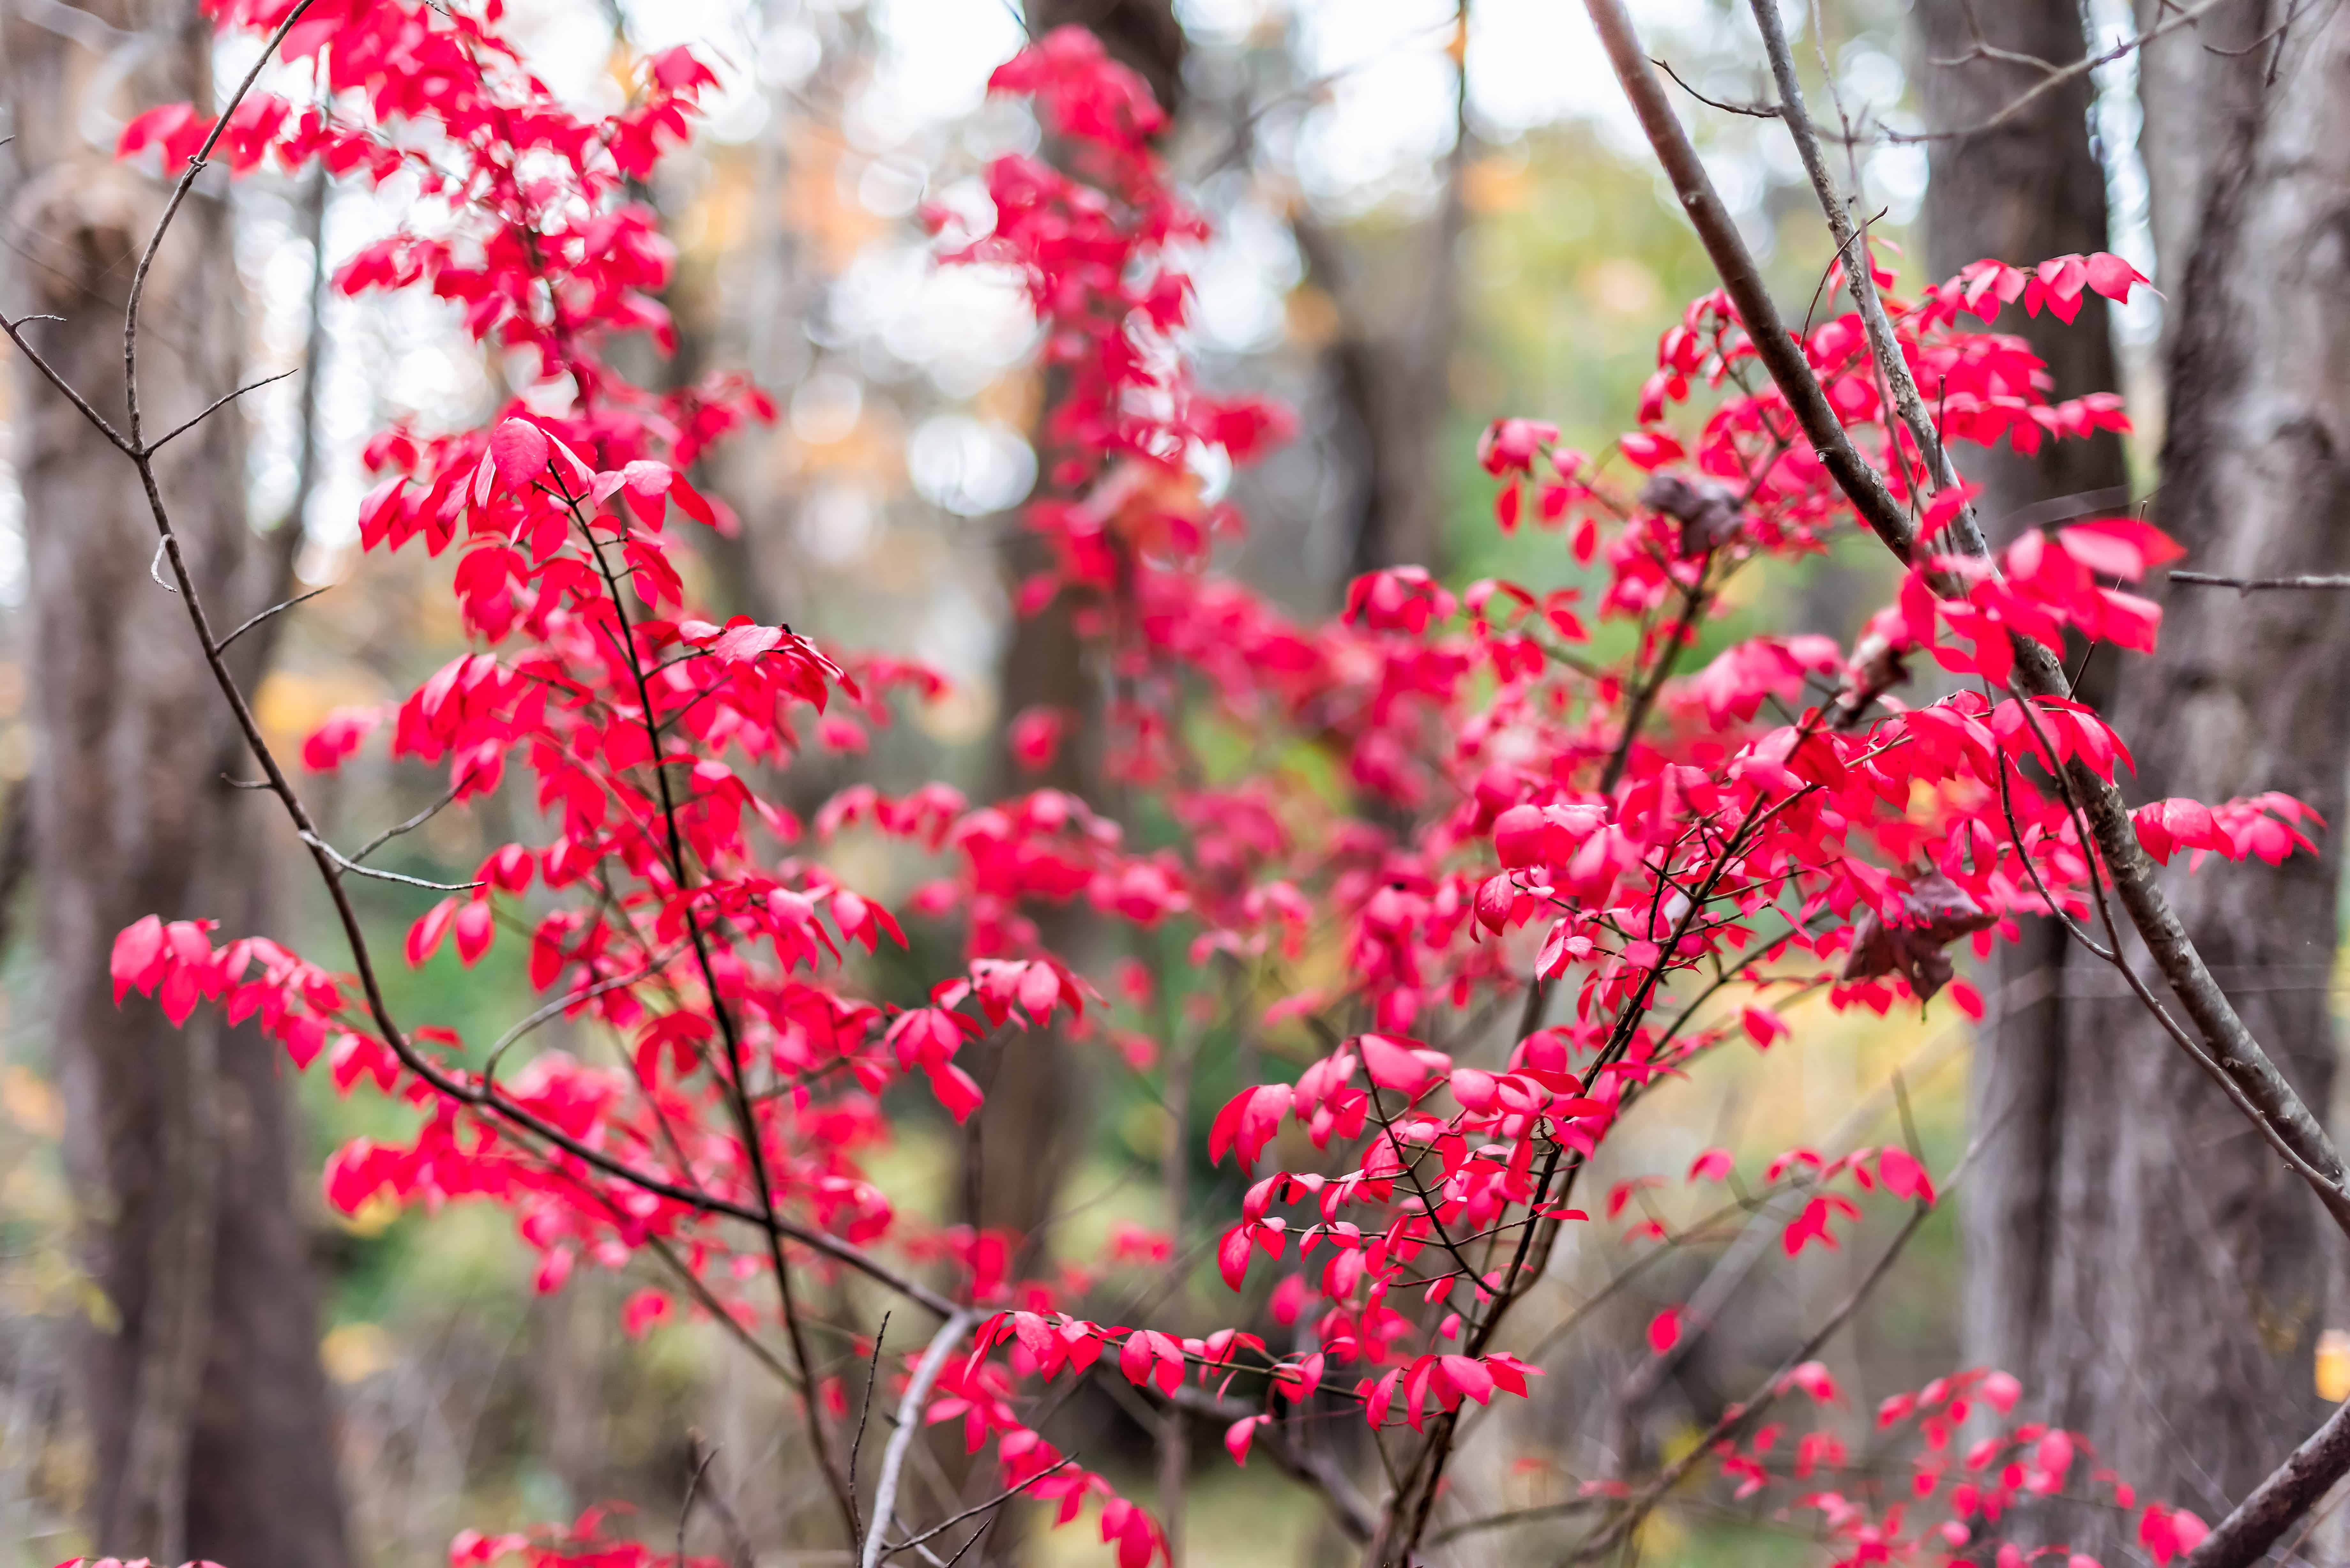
[92,8,2301,1566]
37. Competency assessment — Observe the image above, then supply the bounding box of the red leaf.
[1224,1413,1267,1466]
[110,915,166,1003]
[488,418,551,490]
[406,896,459,967]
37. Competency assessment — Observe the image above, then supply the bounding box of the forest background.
[0,0,2326,1564]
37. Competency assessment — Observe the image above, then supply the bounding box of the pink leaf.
[488,417,551,489]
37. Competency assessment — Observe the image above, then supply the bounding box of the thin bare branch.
[215,585,329,653]
[1885,0,2252,144]
[349,775,468,863]
[2170,571,2350,591]
[884,1456,1078,1560]
[482,949,682,1082]
[142,366,298,454]
[297,830,481,892]
[0,313,133,452]
[1429,1496,1605,1548]
[861,1309,979,1568]
[677,1437,720,1568]
[120,0,324,449]
[1653,56,1778,117]
[1565,1133,1978,1563]
[848,1313,890,1543]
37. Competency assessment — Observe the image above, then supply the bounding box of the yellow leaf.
[322,1321,397,1384]
[2317,1328,2350,1401]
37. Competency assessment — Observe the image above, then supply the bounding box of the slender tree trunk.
[958,8,1183,1560]
[1910,0,2131,1410]
[972,0,1182,1284]
[1958,3,2350,1549]
[1,5,353,1565]
[1297,1,1472,581]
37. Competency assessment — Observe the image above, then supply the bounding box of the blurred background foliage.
[0,0,2182,1561]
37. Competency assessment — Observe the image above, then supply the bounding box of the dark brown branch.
[1580,1,1919,565]
[0,313,133,451]
[569,503,859,1541]
[677,1436,720,1568]
[848,1313,890,1543]
[1750,0,2350,1231]
[2181,1398,2350,1568]
[1653,56,1778,118]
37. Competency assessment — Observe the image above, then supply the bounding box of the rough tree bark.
[1909,0,2132,1414]
[1973,1,2350,1547]
[0,4,354,1564]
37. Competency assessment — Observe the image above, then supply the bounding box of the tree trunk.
[1297,2,1471,581]
[1964,2,2350,1549]
[1909,0,2131,1412]
[1,5,354,1565]
[972,0,1182,1279]
[950,7,1183,1561]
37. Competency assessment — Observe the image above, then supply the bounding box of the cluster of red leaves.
[448,1508,724,1568]
[104,9,2292,1566]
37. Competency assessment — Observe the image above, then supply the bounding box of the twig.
[482,949,681,1082]
[2170,571,2350,591]
[884,1456,1078,1558]
[0,313,132,452]
[678,1436,719,1566]
[1652,56,1778,117]
[1884,0,2253,145]
[350,776,469,863]
[215,586,330,653]
[849,1313,891,1542]
[1602,551,1713,793]
[860,1309,978,1568]
[1565,1129,1983,1563]
[297,830,480,891]
[1428,1495,1605,1548]
[143,366,299,453]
